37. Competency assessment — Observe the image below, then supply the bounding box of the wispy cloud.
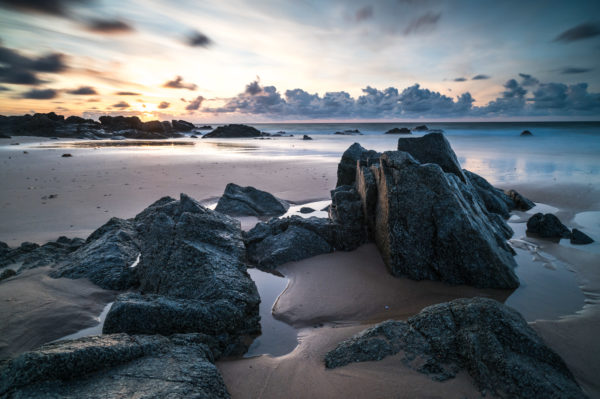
[355,5,373,22]
[115,91,140,95]
[163,76,197,90]
[84,19,134,34]
[21,88,59,99]
[554,22,600,42]
[404,12,441,35]
[67,86,97,95]
[112,100,130,108]
[472,74,490,80]
[158,101,170,109]
[186,31,212,47]
[185,95,204,111]
[560,67,593,74]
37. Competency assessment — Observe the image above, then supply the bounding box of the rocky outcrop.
[527,213,571,239]
[571,228,594,245]
[413,124,429,131]
[505,189,535,210]
[397,132,466,182]
[464,170,515,219]
[0,237,84,270]
[50,217,140,290]
[303,134,313,140]
[335,142,381,187]
[172,119,195,132]
[215,183,289,217]
[325,297,586,399]
[202,124,262,138]
[385,127,411,134]
[0,333,230,398]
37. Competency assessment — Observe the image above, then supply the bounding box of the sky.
[0,0,599,122]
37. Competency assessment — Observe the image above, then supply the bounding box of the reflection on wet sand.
[37,140,195,148]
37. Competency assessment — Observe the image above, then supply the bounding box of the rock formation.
[527,213,571,239]
[215,183,289,217]
[385,127,411,134]
[202,124,262,138]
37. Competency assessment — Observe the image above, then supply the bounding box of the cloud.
[518,73,539,87]
[404,12,441,35]
[0,0,89,16]
[554,22,600,42]
[185,96,205,111]
[245,80,262,95]
[112,101,130,108]
[0,85,10,91]
[67,86,97,95]
[162,76,197,90]
[187,31,212,47]
[20,88,59,99]
[115,91,140,95]
[355,5,373,22]
[158,101,170,109]
[84,18,134,34]
[0,44,67,85]
[472,74,490,80]
[453,77,466,82]
[560,67,593,74]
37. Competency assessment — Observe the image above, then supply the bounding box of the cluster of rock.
[325,297,586,399]
[385,125,431,134]
[334,129,362,135]
[0,112,198,140]
[215,183,289,217]
[0,236,84,271]
[527,213,594,244]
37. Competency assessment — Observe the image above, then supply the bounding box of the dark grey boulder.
[325,297,586,399]
[464,170,515,219]
[335,142,381,187]
[202,124,261,138]
[521,130,533,136]
[505,189,535,210]
[50,217,140,290]
[570,228,594,245]
[527,213,571,239]
[371,151,518,288]
[303,134,313,140]
[397,132,466,182]
[215,183,289,217]
[385,127,411,134]
[329,185,368,250]
[0,333,230,398]
[299,207,315,214]
[0,237,84,270]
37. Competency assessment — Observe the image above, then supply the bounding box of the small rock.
[299,207,315,214]
[190,135,198,138]
[202,124,261,138]
[521,130,533,136]
[61,153,72,158]
[412,125,429,131]
[303,135,313,140]
[570,228,594,245]
[526,213,571,239]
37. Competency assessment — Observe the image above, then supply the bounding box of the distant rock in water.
[334,129,361,135]
[303,134,313,140]
[412,125,428,131]
[570,228,594,245]
[385,127,411,134]
[61,153,72,157]
[521,130,533,136]
[0,333,230,398]
[215,183,289,217]
[202,124,261,138]
[527,213,571,239]
[171,119,195,132]
[325,297,586,399]
[505,189,535,210]
[197,125,213,130]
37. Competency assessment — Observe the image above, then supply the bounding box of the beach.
[1,123,599,397]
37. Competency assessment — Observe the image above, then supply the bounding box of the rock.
[521,130,533,136]
[303,134,313,140]
[0,237,84,270]
[397,132,466,182]
[99,115,143,131]
[570,228,594,245]
[505,189,535,210]
[50,217,140,290]
[335,142,381,187]
[527,213,571,239]
[299,207,315,214]
[0,269,16,281]
[191,134,198,138]
[464,170,515,218]
[172,119,195,132]
[329,185,368,250]
[412,125,429,131]
[0,134,11,139]
[198,125,212,130]
[385,127,411,134]
[371,151,518,288]
[215,183,289,217]
[202,124,261,138]
[61,153,72,157]
[141,120,166,133]
[325,297,585,399]
[334,129,362,135]
[65,116,95,124]
[0,333,230,398]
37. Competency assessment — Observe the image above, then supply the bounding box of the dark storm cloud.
[84,19,134,34]
[67,86,97,95]
[454,77,467,82]
[163,76,197,91]
[518,73,539,87]
[403,12,441,35]
[187,31,212,47]
[112,101,130,108]
[0,0,90,16]
[0,44,67,85]
[20,88,59,99]
[158,101,170,109]
[355,5,373,22]
[472,74,490,80]
[185,96,205,111]
[560,67,593,74]
[245,80,262,95]
[115,91,140,95]
[554,22,600,42]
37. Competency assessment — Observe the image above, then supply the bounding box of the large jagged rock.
[371,151,518,288]
[215,183,289,217]
[0,237,84,270]
[103,194,260,350]
[325,297,586,399]
[464,170,515,219]
[336,142,381,187]
[0,333,230,398]
[527,213,571,239]
[397,132,466,182]
[50,217,140,290]
[202,124,262,138]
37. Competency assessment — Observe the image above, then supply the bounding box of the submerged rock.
[202,124,261,138]
[0,333,230,398]
[570,228,594,245]
[325,297,586,399]
[385,127,411,134]
[215,183,289,217]
[527,213,571,239]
